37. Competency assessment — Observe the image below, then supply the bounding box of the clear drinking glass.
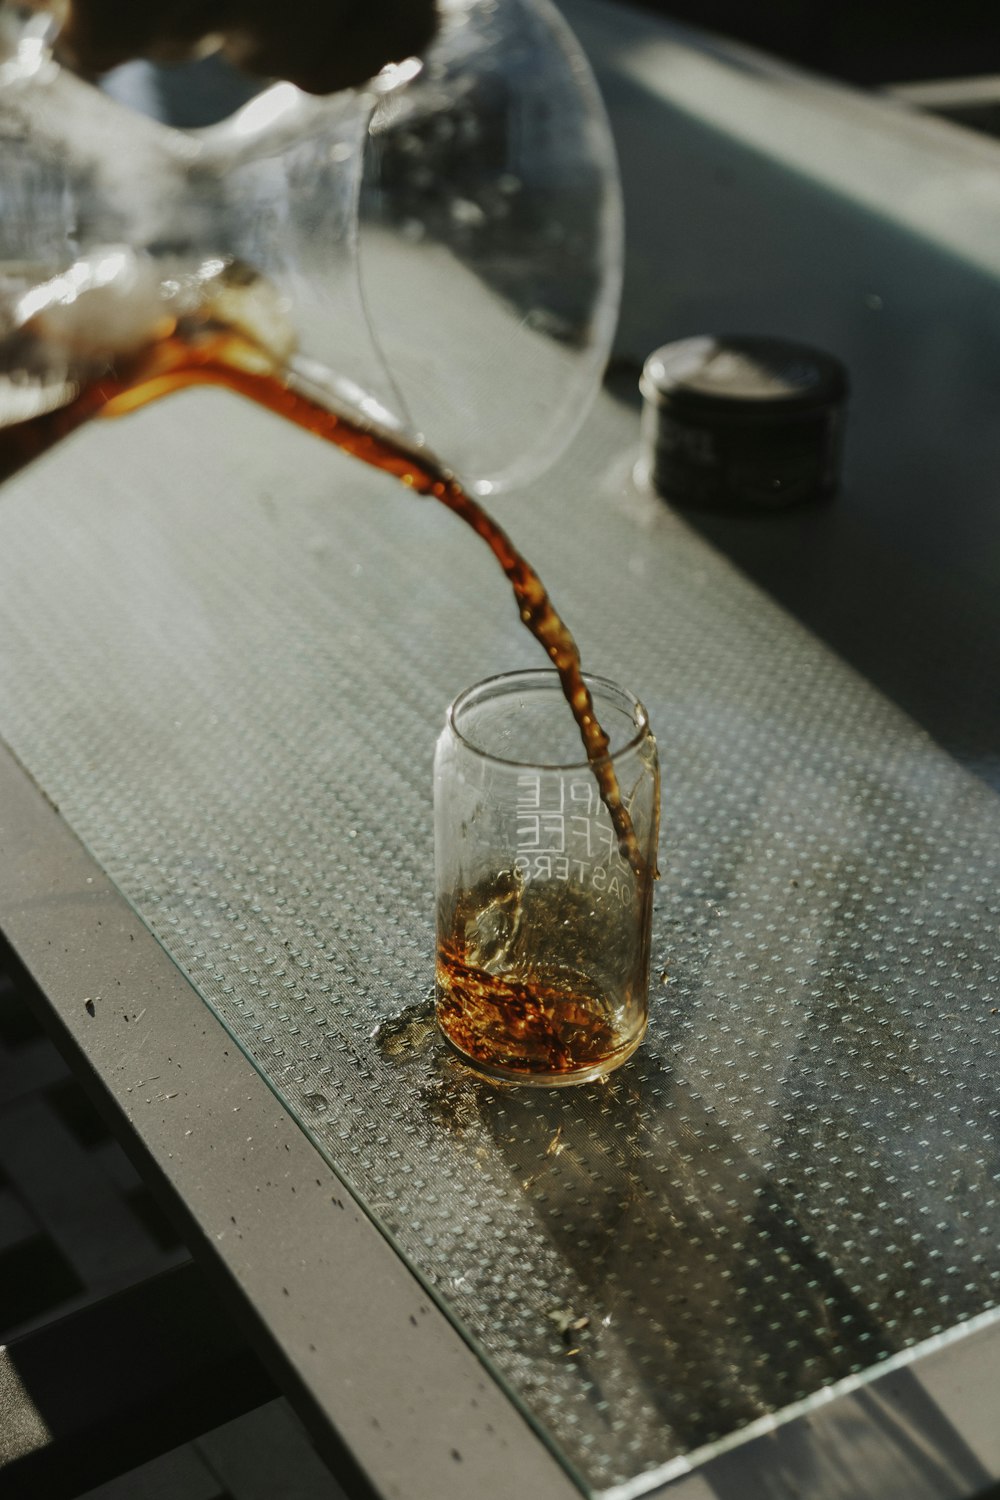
[434,670,660,1085]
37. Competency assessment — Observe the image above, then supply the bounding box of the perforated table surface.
[2,6,1000,1500]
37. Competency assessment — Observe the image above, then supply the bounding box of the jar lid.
[640,335,848,420]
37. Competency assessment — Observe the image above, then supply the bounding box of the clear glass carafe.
[0,0,622,493]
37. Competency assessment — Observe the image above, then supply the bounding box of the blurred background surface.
[622,1,1000,84]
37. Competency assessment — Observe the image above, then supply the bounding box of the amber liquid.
[436,946,622,1079]
[436,876,647,1082]
[0,309,642,871]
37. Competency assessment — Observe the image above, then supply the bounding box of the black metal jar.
[638,335,848,511]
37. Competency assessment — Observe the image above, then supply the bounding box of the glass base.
[437,1018,647,1087]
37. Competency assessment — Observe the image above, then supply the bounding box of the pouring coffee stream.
[0,252,647,875]
[0,0,644,872]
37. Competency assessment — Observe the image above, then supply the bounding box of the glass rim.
[446,668,651,771]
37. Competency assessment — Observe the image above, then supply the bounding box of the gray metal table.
[2,4,1000,1498]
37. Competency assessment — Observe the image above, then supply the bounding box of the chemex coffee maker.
[0,0,622,495]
